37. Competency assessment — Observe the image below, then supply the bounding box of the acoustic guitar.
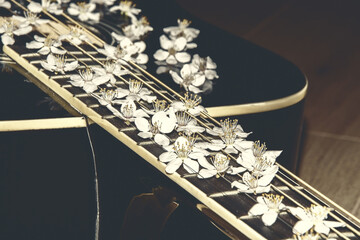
[0,0,358,239]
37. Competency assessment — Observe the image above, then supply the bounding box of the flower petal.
[293,220,313,235]
[198,169,217,179]
[154,134,170,146]
[183,158,199,174]
[262,210,278,226]
[175,52,191,63]
[135,117,150,132]
[165,158,182,174]
[159,151,177,163]
[248,203,268,216]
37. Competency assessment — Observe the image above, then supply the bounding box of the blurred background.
[177,0,360,218]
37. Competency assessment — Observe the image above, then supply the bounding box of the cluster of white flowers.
[154,19,218,94]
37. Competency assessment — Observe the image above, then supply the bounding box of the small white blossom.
[70,67,108,93]
[163,19,199,43]
[92,60,128,85]
[231,172,273,194]
[68,2,100,22]
[171,92,205,116]
[122,16,153,41]
[59,26,89,45]
[0,19,32,45]
[28,0,63,15]
[198,153,245,179]
[153,35,190,65]
[207,118,251,138]
[237,141,281,177]
[0,0,10,9]
[12,11,50,28]
[135,110,176,147]
[191,54,218,80]
[110,33,148,64]
[248,194,286,226]
[92,88,123,106]
[174,111,205,134]
[115,79,156,103]
[26,35,66,55]
[159,135,209,174]
[41,54,78,74]
[109,0,141,20]
[170,64,205,94]
[289,205,345,236]
[113,100,148,122]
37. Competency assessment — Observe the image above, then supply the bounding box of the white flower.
[90,0,115,6]
[135,110,176,147]
[27,0,63,15]
[174,111,205,134]
[169,64,205,94]
[111,34,149,64]
[122,16,153,41]
[68,2,100,22]
[113,100,149,122]
[59,26,89,45]
[207,118,251,138]
[153,35,191,65]
[109,0,141,20]
[231,172,273,194]
[0,19,32,45]
[196,131,253,155]
[13,11,50,28]
[198,153,245,179]
[0,0,10,9]
[248,194,285,226]
[159,135,209,174]
[289,205,345,236]
[70,67,109,93]
[92,88,123,106]
[115,79,156,103]
[99,37,148,65]
[237,141,281,177]
[41,54,78,74]
[163,19,200,43]
[191,54,218,80]
[92,60,128,85]
[26,35,66,55]
[171,92,205,116]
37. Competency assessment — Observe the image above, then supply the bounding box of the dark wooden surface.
[177,0,360,218]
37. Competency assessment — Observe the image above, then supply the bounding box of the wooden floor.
[178,0,360,218]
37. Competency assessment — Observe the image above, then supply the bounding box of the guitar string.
[7,1,357,238]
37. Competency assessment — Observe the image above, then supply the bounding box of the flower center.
[54,54,66,69]
[115,44,126,59]
[179,19,191,29]
[175,111,192,127]
[120,1,135,14]
[100,88,116,103]
[139,16,149,26]
[306,205,329,222]
[44,36,55,47]
[181,92,202,110]
[173,137,193,159]
[103,59,116,73]
[122,102,134,119]
[220,118,238,135]
[212,153,229,174]
[263,194,283,210]
[2,20,14,36]
[253,140,267,158]
[150,121,160,135]
[198,58,207,72]
[252,157,272,177]
[183,75,194,87]
[24,11,39,25]
[220,130,236,146]
[152,99,168,112]
[77,2,89,13]
[70,26,83,38]
[79,67,93,82]
[168,47,176,56]
[245,174,259,190]
[128,79,142,94]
